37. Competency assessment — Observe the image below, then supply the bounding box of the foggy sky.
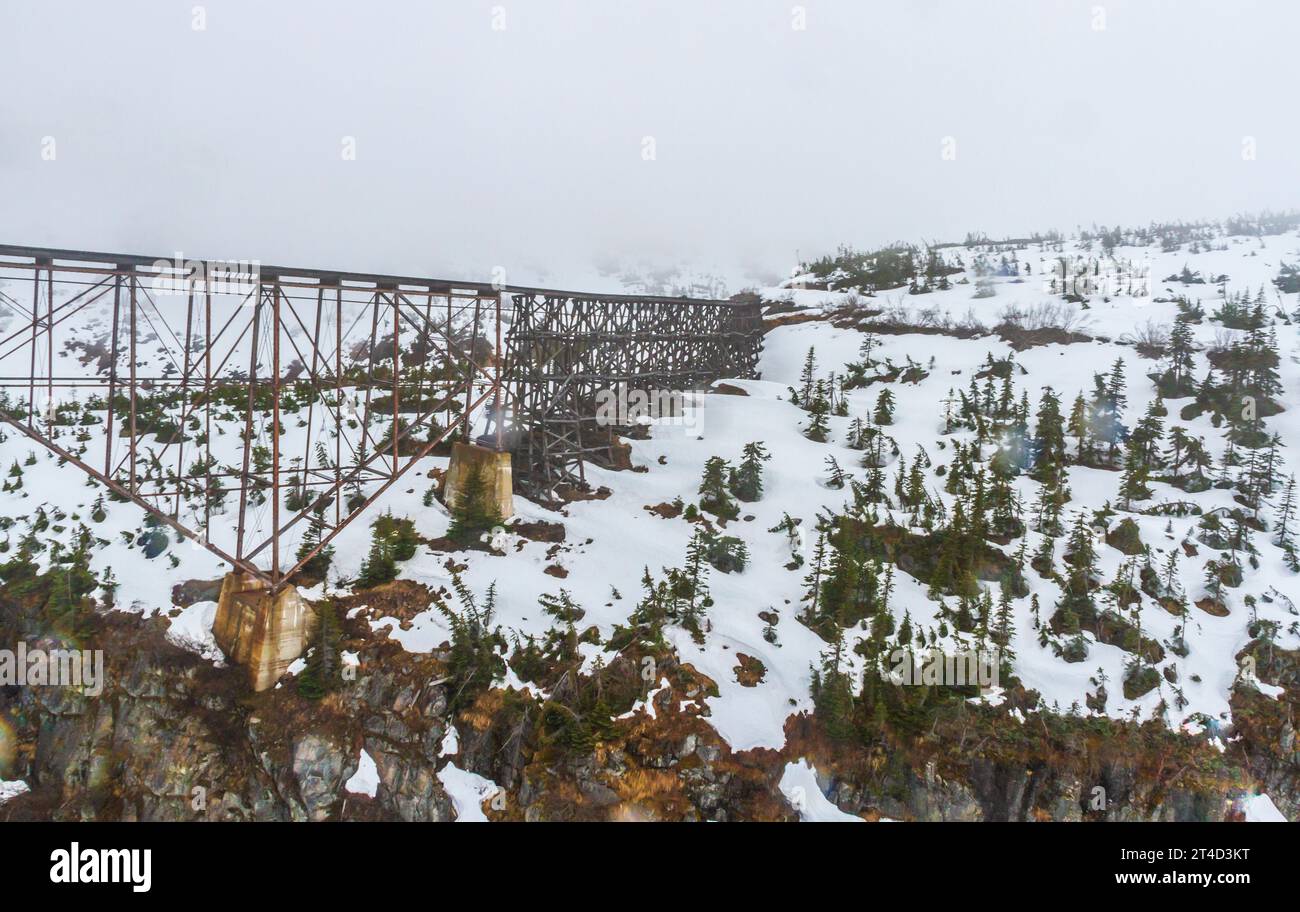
[2,0,1298,287]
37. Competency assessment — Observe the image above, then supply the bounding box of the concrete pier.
[442,441,514,520]
[212,573,316,692]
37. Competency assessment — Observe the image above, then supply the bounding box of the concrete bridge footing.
[442,442,514,520]
[211,573,316,692]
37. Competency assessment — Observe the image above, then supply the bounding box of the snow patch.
[779,760,863,822]
[0,779,31,805]
[1242,793,1287,822]
[344,749,380,798]
[437,763,500,822]
[165,600,224,664]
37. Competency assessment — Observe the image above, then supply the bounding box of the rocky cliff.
[1,579,1295,822]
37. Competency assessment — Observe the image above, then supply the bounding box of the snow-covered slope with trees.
[3,212,1299,820]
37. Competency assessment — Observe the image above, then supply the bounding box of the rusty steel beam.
[0,244,755,307]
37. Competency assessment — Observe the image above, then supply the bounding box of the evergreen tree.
[1160,316,1198,396]
[830,373,850,416]
[729,441,770,502]
[1202,559,1227,609]
[824,455,851,490]
[295,502,334,581]
[843,416,862,449]
[437,575,506,709]
[704,534,749,574]
[810,631,856,741]
[1118,439,1153,508]
[1088,370,1127,465]
[99,565,118,608]
[1054,511,1099,649]
[1030,387,1067,483]
[1105,356,1128,414]
[537,589,584,665]
[1129,400,1166,469]
[699,456,739,519]
[447,462,503,544]
[770,513,805,567]
[374,512,420,561]
[804,380,832,441]
[626,566,671,647]
[874,388,896,425]
[356,525,398,588]
[298,600,343,699]
[858,332,878,367]
[43,535,97,636]
[1031,533,1055,577]
[681,528,714,636]
[816,522,879,631]
[800,531,828,623]
[1274,474,1298,562]
[993,582,1013,659]
[797,346,818,406]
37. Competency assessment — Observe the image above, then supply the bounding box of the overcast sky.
[2,0,1298,287]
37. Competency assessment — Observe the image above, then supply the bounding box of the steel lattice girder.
[0,244,763,588]
[0,246,504,593]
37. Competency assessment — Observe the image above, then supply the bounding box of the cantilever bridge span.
[0,245,762,593]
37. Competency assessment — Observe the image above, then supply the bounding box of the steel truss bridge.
[0,245,762,593]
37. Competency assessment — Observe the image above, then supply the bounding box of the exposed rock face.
[778,700,1278,823]
[800,749,1240,823]
[0,607,455,822]
[348,656,454,822]
[6,622,291,821]
[289,734,352,821]
[493,684,795,823]
[1228,643,1300,822]
[3,588,1296,822]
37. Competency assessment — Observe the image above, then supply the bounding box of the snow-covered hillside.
[3,217,1299,774]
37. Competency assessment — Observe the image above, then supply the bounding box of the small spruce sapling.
[729,441,770,502]
[699,456,739,520]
